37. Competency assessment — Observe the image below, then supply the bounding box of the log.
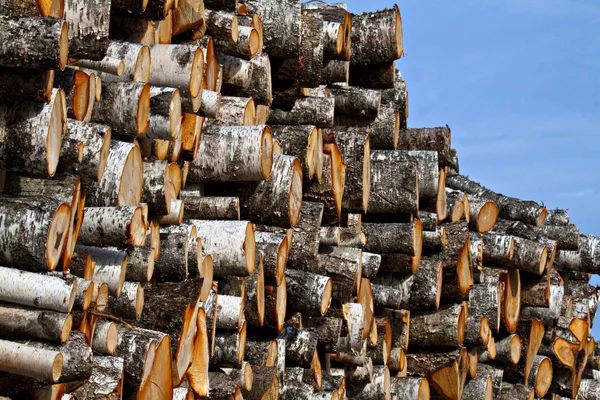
[544,209,570,226]
[181,195,240,220]
[462,374,493,400]
[409,302,467,348]
[482,233,515,264]
[109,15,156,44]
[390,377,430,400]
[350,5,402,65]
[406,347,468,400]
[148,44,203,99]
[188,125,273,182]
[363,221,422,256]
[505,354,553,397]
[62,120,111,181]
[322,58,348,84]
[72,56,125,76]
[0,339,63,383]
[91,320,118,355]
[214,25,260,59]
[0,264,76,313]
[555,235,600,274]
[479,333,522,365]
[205,371,242,399]
[372,257,442,310]
[398,127,453,170]
[0,88,66,177]
[243,0,300,57]
[368,150,418,215]
[101,41,150,83]
[79,206,146,248]
[379,253,419,275]
[346,365,390,400]
[0,0,64,17]
[241,365,278,400]
[171,0,205,37]
[217,52,272,105]
[83,140,143,207]
[0,302,71,343]
[65,0,110,60]
[327,85,381,118]
[204,96,255,126]
[329,130,370,213]
[0,68,55,103]
[205,154,303,227]
[138,280,205,384]
[268,97,335,128]
[114,325,163,390]
[211,323,247,367]
[90,82,150,138]
[498,382,534,400]
[269,125,320,181]
[361,252,381,279]
[246,281,287,333]
[0,16,67,70]
[502,267,521,333]
[144,86,182,142]
[439,221,474,298]
[105,281,143,321]
[303,149,345,223]
[255,231,288,286]
[349,61,396,89]
[313,246,361,301]
[285,269,332,316]
[216,295,244,329]
[188,220,256,279]
[69,356,124,400]
[446,175,547,226]
[466,198,498,233]
[151,225,200,282]
[204,8,238,42]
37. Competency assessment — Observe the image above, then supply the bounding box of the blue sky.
[343,0,600,335]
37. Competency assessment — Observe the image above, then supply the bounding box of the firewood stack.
[0,0,597,399]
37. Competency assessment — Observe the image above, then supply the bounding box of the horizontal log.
[69,356,124,400]
[268,97,335,128]
[0,68,54,102]
[66,0,110,60]
[409,302,467,348]
[101,41,150,83]
[327,84,381,118]
[368,150,419,215]
[217,52,272,105]
[350,5,402,65]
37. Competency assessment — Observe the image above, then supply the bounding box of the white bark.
[0,302,71,342]
[78,246,127,297]
[92,321,118,356]
[0,339,63,382]
[189,220,256,277]
[103,41,150,83]
[149,44,204,98]
[0,266,76,313]
[216,295,244,329]
[79,206,146,248]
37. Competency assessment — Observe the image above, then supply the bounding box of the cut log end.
[458,301,467,346]
[249,28,260,57]
[244,222,257,275]
[289,158,303,227]
[51,353,64,382]
[276,236,289,285]
[59,313,73,343]
[535,357,552,397]
[362,137,371,213]
[72,70,90,121]
[47,203,71,270]
[477,201,498,232]
[59,22,68,70]
[261,126,274,179]
[504,268,521,333]
[190,48,204,98]
[418,378,430,400]
[136,84,151,134]
[510,334,522,364]
[394,4,403,58]
[96,127,112,181]
[47,89,66,177]
[537,246,549,275]
[135,283,145,317]
[130,206,147,247]
[105,322,119,354]
[413,219,423,268]
[276,279,287,333]
[117,144,143,206]
[321,278,333,316]
[536,207,548,227]
[134,46,151,83]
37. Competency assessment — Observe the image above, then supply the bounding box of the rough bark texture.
[65,0,110,60]
[368,150,419,215]
[217,52,272,105]
[409,302,466,348]
[0,16,67,70]
[102,41,150,83]
[79,206,145,248]
[244,0,300,57]
[285,269,331,316]
[315,246,362,301]
[0,68,54,102]
[70,356,124,400]
[349,61,396,89]
[332,130,370,213]
[189,125,272,182]
[268,97,335,128]
[328,84,381,118]
[363,221,421,255]
[350,5,402,65]
[0,302,71,342]
[447,175,547,227]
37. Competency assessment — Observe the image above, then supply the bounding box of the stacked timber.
[0,0,597,399]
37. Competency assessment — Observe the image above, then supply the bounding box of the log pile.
[0,0,597,399]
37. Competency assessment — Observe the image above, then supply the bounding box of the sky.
[342,0,600,336]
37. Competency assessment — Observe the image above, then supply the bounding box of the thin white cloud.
[557,189,596,198]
